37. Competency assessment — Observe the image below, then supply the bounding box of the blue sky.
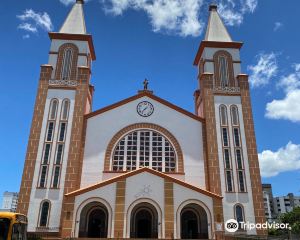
[0,0,299,204]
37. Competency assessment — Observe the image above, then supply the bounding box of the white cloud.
[102,0,205,37]
[247,52,278,88]
[266,64,300,122]
[17,9,53,34]
[100,0,258,37]
[243,0,258,13]
[273,21,283,31]
[259,142,300,177]
[218,3,243,26]
[18,23,37,33]
[218,0,257,26]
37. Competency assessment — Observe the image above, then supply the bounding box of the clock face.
[137,101,154,117]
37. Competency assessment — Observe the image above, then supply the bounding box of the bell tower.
[194,4,265,235]
[17,0,96,237]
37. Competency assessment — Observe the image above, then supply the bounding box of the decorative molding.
[213,86,240,94]
[49,79,78,87]
[134,185,152,198]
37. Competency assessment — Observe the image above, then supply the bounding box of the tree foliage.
[279,206,300,234]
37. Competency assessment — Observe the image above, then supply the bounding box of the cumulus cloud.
[266,64,300,122]
[18,23,37,33]
[273,22,283,31]
[101,0,205,37]
[259,142,300,177]
[17,9,53,36]
[247,52,278,88]
[58,0,258,37]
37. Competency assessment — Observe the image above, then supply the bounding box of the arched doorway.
[78,202,108,238]
[130,203,158,238]
[181,203,208,239]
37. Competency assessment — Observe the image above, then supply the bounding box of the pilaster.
[60,66,91,238]
[238,74,266,235]
[17,65,53,215]
[114,180,126,238]
[200,72,224,234]
[164,180,174,239]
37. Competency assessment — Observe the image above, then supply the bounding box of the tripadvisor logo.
[225,219,239,233]
[225,219,291,232]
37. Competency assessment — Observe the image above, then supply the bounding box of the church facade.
[17,1,265,239]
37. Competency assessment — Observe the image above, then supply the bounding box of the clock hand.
[141,107,148,114]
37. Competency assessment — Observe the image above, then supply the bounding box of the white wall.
[214,95,256,234]
[73,183,116,237]
[72,171,215,239]
[81,96,205,189]
[27,89,76,232]
[173,183,214,239]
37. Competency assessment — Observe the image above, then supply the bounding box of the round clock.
[137,101,154,117]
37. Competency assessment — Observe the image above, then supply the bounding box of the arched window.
[49,99,58,120]
[61,99,70,120]
[219,105,228,126]
[39,201,50,227]
[214,51,235,88]
[61,48,73,80]
[235,204,245,228]
[112,129,177,172]
[231,105,239,125]
[218,55,229,87]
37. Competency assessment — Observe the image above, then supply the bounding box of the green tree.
[280,206,300,234]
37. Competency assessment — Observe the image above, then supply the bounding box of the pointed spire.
[59,0,86,34]
[204,4,232,42]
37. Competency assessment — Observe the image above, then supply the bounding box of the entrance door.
[87,208,107,238]
[130,203,158,238]
[181,210,199,239]
[136,209,152,238]
[181,204,209,239]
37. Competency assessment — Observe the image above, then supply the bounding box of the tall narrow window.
[222,128,229,147]
[61,48,73,80]
[235,204,245,228]
[219,104,234,192]
[52,166,60,188]
[61,99,70,120]
[46,122,54,142]
[49,99,58,120]
[231,105,246,192]
[226,171,233,192]
[218,56,229,87]
[233,128,240,147]
[39,201,50,227]
[43,144,51,164]
[236,149,243,169]
[231,105,239,125]
[39,166,48,188]
[55,144,64,165]
[238,171,245,192]
[224,149,231,169]
[58,123,67,142]
[220,105,228,126]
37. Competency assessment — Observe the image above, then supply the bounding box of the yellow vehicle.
[0,212,27,240]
